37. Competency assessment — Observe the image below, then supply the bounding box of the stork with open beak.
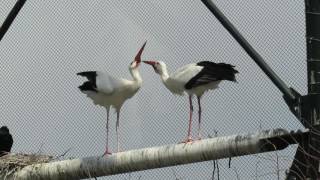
[77,42,146,155]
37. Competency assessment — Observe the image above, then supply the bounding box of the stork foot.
[180,136,193,144]
[102,149,112,157]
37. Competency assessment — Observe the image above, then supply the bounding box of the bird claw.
[102,150,112,157]
[179,137,193,144]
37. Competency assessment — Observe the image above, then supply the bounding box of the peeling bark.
[1,129,297,180]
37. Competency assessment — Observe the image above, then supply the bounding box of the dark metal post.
[200,0,296,101]
[201,0,320,179]
[0,0,27,41]
[306,1,320,94]
[287,1,320,179]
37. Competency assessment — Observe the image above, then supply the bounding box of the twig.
[52,148,72,160]
[211,160,216,180]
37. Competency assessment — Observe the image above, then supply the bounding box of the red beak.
[134,41,147,64]
[142,61,156,65]
[143,61,158,72]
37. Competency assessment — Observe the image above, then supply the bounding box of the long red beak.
[142,61,156,65]
[134,41,147,63]
[143,61,158,72]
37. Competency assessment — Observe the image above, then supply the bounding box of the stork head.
[130,41,147,69]
[143,60,166,75]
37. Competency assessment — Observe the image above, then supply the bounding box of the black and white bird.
[143,61,238,142]
[0,126,13,157]
[77,42,146,155]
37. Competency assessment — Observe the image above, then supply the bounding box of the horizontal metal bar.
[306,12,320,15]
[307,37,320,42]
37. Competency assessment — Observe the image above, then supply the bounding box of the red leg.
[102,108,112,157]
[184,95,193,143]
[116,110,121,152]
[197,96,202,140]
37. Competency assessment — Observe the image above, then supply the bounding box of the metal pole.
[200,0,296,101]
[287,0,320,179]
[200,0,320,178]
[0,0,27,41]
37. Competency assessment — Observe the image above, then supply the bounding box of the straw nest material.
[0,153,53,176]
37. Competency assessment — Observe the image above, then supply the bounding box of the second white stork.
[77,42,146,156]
[143,60,238,143]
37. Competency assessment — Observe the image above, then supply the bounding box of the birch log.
[2,128,302,180]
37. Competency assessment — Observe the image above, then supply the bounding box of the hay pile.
[0,153,53,177]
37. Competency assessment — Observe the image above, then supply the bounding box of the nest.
[0,153,53,177]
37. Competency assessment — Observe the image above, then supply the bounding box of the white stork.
[143,60,238,143]
[77,42,146,155]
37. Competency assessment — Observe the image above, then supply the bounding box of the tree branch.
[2,129,302,180]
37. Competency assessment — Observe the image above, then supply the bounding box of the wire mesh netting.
[0,0,306,179]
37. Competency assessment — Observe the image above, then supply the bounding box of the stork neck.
[159,67,169,83]
[130,67,142,84]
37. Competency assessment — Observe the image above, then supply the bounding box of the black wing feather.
[77,71,97,83]
[185,61,238,89]
[77,71,98,92]
[78,81,98,92]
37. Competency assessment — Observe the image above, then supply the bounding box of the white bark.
[2,129,291,180]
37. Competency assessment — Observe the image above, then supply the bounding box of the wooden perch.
[1,128,304,180]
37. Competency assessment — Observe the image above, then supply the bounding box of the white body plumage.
[143,60,238,142]
[77,42,146,154]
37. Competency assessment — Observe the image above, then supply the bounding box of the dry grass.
[0,153,53,177]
